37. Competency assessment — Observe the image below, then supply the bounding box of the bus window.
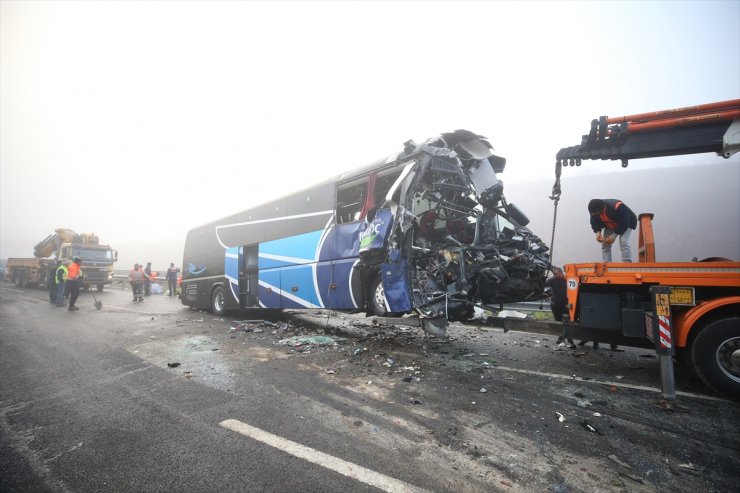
[374,169,403,206]
[336,180,366,224]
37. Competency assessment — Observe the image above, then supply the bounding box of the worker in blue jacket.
[588,199,637,262]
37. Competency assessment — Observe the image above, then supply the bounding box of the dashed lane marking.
[220,419,431,493]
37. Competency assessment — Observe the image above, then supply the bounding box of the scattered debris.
[409,399,422,405]
[402,376,413,382]
[618,470,644,484]
[479,387,488,393]
[325,369,336,374]
[608,454,632,469]
[577,400,592,408]
[555,412,566,423]
[655,399,690,412]
[592,412,602,417]
[497,310,528,319]
[279,335,337,347]
[183,371,193,378]
[580,420,602,435]
[167,362,181,368]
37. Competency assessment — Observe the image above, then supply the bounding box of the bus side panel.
[317,222,366,309]
[317,257,361,309]
[225,247,241,310]
[254,230,325,308]
[215,181,335,248]
[258,268,282,308]
[280,264,320,308]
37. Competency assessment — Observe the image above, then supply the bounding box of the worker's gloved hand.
[604,234,617,244]
[595,232,604,243]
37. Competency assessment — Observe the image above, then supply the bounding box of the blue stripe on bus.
[280,264,319,307]
[259,230,323,268]
[258,272,282,308]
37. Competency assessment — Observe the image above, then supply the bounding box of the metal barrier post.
[645,286,677,403]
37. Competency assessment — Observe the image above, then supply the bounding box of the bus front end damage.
[359,130,549,335]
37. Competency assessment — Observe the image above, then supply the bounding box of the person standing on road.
[67,257,83,311]
[54,260,69,307]
[47,259,61,303]
[588,198,637,262]
[129,264,149,302]
[166,263,179,297]
[144,262,153,296]
[546,267,574,348]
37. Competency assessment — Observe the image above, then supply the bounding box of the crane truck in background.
[4,229,118,291]
[549,99,740,400]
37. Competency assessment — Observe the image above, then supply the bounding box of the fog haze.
[506,161,740,267]
[1,1,738,271]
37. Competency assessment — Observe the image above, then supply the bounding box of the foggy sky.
[1,1,739,271]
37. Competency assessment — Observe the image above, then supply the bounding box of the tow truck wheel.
[211,285,226,316]
[691,316,740,400]
[369,276,400,318]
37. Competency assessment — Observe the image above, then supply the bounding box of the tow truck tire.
[691,316,740,400]
[369,276,400,318]
[211,285,226,316]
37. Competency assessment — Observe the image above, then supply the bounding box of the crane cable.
[547,160,563,272]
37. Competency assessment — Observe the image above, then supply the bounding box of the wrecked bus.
[181,130,549,332]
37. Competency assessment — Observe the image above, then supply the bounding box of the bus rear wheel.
[211,285,226,316]
[691,316,740,400]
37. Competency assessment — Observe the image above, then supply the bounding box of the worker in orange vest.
[67,257,83,311]
[588,199,637,262]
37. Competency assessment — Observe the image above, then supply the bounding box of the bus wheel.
[211,286,226,316]
[369,276,400,317]
[691,316,740,400]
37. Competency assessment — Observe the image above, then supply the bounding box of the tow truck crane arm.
[555,99,740,168]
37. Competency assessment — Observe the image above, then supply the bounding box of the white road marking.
[487,365,727,401]
[220,419,431,493]
[2,287,24,293]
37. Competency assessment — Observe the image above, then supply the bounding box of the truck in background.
[4,229,118,291]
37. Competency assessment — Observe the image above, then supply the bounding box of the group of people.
[547,197,637,349]
[46,257,84,311]
[128,262,180,301]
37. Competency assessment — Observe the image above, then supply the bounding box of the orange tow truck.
[552,99,740,401]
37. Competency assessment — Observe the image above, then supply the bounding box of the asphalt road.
[1,282,738,492]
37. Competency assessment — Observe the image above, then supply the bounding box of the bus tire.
[369,276,400,318]
[690,316,740,400]
[211,285,226,316]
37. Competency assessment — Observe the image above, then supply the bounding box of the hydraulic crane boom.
[555,99,740,168]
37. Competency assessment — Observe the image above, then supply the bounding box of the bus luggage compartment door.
[240,245,259,308]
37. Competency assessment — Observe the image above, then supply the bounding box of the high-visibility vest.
[599,201,623,231]
[67,262,81,280]
[55,265,68,284]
